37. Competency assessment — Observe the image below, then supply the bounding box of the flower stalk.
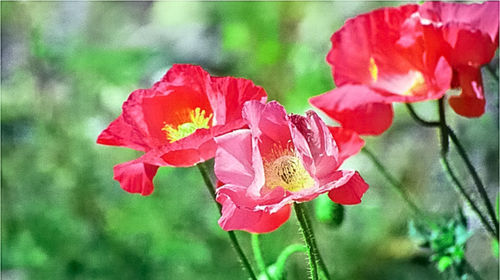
[405,102,499,239]
[197,163,258,280]
[294,202,331,280]
[251,234,272,280]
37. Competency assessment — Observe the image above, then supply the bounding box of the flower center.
[162,107,213,143]
[264,155,314,192]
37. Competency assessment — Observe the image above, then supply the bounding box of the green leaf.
[437,256,453,272]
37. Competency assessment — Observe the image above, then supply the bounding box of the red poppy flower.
[310,2,498,135]
[97,64,267,195]
[214,101,368,233]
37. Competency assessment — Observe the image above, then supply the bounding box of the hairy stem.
[197,163,258,280]
[294,203,319,280]
[294,203,331,280]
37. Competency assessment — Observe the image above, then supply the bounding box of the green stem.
[405,104,440,127]
[362,147,427,220]
[294,203,331,280]
[274,244,306,279]
[440,156,497,239]
[435,102,499,239]
[438,98,449,154]
[447,128,500,236]
[294,203,319,280]
[406,100,499,239]
[197,163,258,280]
[251,234,272,280]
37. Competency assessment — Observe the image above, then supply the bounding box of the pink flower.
[214,101,369,233]
[97,64,267,195]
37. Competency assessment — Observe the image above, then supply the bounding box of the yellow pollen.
[162,107,212,143]
[369,57,378,82]
[264,155,314,192]
[401,71,425,96]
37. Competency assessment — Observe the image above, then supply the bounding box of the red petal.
[309,86,394,135]
[327,171,369,205]
[96,114,148,151]
[448,65,485,117]
[113,160,159,196]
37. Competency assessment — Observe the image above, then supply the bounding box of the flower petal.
[448,65,485,117]
[214,129,255,187]
[327,171,369,205]
[310,85,394,135]
[96,114,149,151]
[328,126,365,166]
[113,159,159,196]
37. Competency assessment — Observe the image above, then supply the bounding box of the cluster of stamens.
[263,143,314,192]
[162,107,212,143]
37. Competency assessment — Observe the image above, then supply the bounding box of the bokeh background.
[2,1,498,279]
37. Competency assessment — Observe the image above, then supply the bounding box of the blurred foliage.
[409,209,470,277]
[1,1,498,280]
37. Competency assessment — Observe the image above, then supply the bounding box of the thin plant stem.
[251,234,272,280]
[294,203,332,280]
[273,244,306,279]
[437,98,449,153]
[435,100,499,239]
[405,104,440,127]
[294,203,319,280]
[362,147,427,220]
[406,99,499,239]
[197,163,258,280]
[447,128,500,236]
[440,156,497,239]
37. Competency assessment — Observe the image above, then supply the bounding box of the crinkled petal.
[211,76,267,126]
[113,159,159,196]
[290,111,339,180]
[310,86,394,135]
[327,171,369,205]
[419,1,499,43]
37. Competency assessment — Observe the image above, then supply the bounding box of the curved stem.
[274,244,306,279]
[294,203,319,280]
[251,234,272,280]
[447,127,500,236]
[434,101,499,239]
[197,163,258,280]
[362,147,427,220]
[405,104,440,127]
[440,156,497,239]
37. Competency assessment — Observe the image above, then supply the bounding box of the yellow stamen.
[162,107,212,143]
[264,145,314,192]
[369,57,378,82]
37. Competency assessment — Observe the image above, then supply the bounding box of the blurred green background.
[2,1,498,279]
